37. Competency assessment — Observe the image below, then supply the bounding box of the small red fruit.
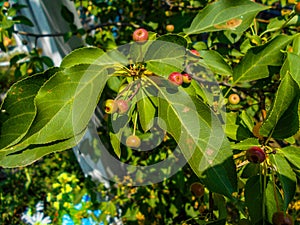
[166,24,174,32]
[132,28,149,43]
[190,182,205,197]
[126,135,141,148]
[168,72,183,85]
[190,49,200,57]
[182,73,192,84]
[246,146,266,164]
[272,211,294,225]
[295,2,300,15]
[116,100,129,114]
[228,93,240,105]
[105,99,118,114]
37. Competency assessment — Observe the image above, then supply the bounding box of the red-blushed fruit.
[168,72,183,85]
[132,28,149,43]
[272,211,294,225]
[228,93,240,105]
[3,1,10,8]
[105,99,118,114]
[190,182,205,197]
[182,73,192,84]
[295,2,300,15]
[126,135,141,148]
[190,49,200,57]
[246,146,266,164]
[116,99,129,114]
[166,24,174,32]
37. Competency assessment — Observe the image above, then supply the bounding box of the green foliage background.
[0,0,300,224]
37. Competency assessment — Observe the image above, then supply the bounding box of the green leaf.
[157,34,188,48]
[13,15,34,27]
[230,138,259,150]
[137,88,156,132]
[61,4,74,24]
[144,40,186,76]
[292,34,300,56]
[0,131,85,168]
[41,56,54,67]
[0,68,59,150]
[146,76,237,197]
[269,153,297,211]
[9,53,27,66]
[110,132,121,158]
[279,146,300,171]
[184,0,268,35]
[265,180,284,223]
[199,50,232,76]
[281,52,300,87]
[260,73,299,138]
[61,47,105,68]
[233,35,294,83]
[244,175,263,224]
[225,112,252,141]
[14,64,109,146]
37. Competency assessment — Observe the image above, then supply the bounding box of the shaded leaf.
[269,153,297,211]
[265,180,284,223]
[0,68,60,150]
[0,131,85,168]
[61,4,74,24]
[13,15,34,27]
[245,175,263,224]
[260,73,299,138]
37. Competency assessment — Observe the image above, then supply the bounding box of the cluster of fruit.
[104,99,129,115]
[168,72,192,86]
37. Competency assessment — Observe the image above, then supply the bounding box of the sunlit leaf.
[184,0,268,35]
[233,35,294,83]
[146,76,237,197]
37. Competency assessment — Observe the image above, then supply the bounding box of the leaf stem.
[133,112,138,136]
[262,161,267,225]
[271,168,280,212]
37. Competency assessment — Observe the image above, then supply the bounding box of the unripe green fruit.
[105,99,118,114]
[182,73,192,84]
[132,28,149,43]
[168,72,183,85]
[228,93,240,105]
[116,100,129,114]
[295,2,300,15]
[246,146,266,164]
[272,211,294,225]
[126,135,141,148]
[190,182,205,197]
